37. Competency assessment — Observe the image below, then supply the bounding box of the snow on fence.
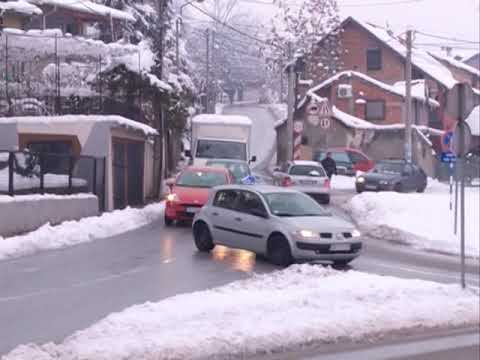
[0,150,106,211]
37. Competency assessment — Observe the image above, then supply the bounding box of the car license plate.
[365,184,377,190]
[186,207,200,214]
[300,180,317,185]
[330,244,351,252]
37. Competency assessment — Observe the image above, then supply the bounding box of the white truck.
[188,114,255,166]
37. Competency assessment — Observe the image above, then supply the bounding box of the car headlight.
[356,177,365,183]
[293,229,320,240]
[167,193,178,202]
[352,229,361,237]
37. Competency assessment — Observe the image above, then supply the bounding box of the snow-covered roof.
[332,106,443,135]
[308,70,439,106]
[0,0,42,15]
[344,17,458,89]
[0,115,158,136]
[27,0,135,22]
[473,88,480,96]
[430,52,480,78]
[192,114,252,126]
[465,106,479,136]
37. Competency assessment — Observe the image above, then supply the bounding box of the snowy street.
[0,103,479,359]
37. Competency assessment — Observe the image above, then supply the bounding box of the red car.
[164,166,235,225]
[314,148,375,175]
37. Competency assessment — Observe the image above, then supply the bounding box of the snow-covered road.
[4,265,478,360]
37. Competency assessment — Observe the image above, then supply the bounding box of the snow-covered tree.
[260,0,343,81]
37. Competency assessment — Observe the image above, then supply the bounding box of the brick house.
[304,70,439,127]
[308,17,478,134]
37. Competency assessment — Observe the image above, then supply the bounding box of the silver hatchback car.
[192,185,362,266]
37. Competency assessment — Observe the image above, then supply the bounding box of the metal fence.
[0,150,106,210]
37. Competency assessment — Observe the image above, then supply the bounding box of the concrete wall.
[0,194,98,237]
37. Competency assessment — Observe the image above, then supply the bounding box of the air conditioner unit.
[337,84,353,98]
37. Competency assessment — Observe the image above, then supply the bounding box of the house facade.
[308,17,479,135]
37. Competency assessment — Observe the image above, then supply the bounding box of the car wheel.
[193,222,215,252]
[394,183,403,193]
[416,184,426,193]
[321,195,330,205]
[268,234,293,267]
[356,185,363,193]
[333,259,351,268]
[164,215,174,227]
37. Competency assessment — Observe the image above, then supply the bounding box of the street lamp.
[176,0,205,72]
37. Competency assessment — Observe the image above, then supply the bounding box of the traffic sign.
[443,131,453,146]
[441,151,457,163]
[320,117,331,129]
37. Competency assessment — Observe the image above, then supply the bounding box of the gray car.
[192,185,362,267]
[355,160,427,193]
[272,160,331,204]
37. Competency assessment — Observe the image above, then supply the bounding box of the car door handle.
[212,212,219,216]
[234,217,243,222]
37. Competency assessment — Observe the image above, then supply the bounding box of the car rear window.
[177,170,228,188]
[289,165,326,177]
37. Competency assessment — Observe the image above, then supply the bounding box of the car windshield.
[206,161,251,181]
[374,162,404,174]
[262,192,330,217]
[176,170,227,188]
[289,165,325,177]
[196,140,247,160]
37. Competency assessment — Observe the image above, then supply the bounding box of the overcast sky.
[245,0,480,59]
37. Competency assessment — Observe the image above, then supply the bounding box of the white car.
[192,185,362,267]
[273,160,331,204]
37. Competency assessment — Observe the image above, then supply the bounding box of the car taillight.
[282,176,294,187]
[323,178,330,188]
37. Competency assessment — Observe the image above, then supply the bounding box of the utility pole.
[405,29,413,163]
[175,17,180,72]
[279,60,284,102]
[205,28,210,113]
[286,42,295,162]
[458,84,466,289]
[211,29,216,110]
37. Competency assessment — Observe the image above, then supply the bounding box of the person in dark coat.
[321,152,337,179]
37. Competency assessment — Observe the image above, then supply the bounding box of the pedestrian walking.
[321,152,337,179]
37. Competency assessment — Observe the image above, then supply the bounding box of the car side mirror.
[165,178,175,188]
[250,155,257,163]
[184,150,192,158]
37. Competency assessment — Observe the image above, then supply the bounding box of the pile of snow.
[0,169,87,192]
[0,202,165,261]
[331,175,355,190]
[4,265,478,360]
[28,0,135,21]
[0,0,42,15]
[343,180,480,257]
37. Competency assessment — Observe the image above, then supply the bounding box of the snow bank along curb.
[4,265,478,360]
[342,182,480,258]
[0,202,165,261]
[0,194,98,238]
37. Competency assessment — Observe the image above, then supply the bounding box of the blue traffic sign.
[441,151,457,163]
[443,131,453,146]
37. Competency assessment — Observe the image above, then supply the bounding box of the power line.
[189,3,282,49]
[416,31,480,45]
[341,0,425,7]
